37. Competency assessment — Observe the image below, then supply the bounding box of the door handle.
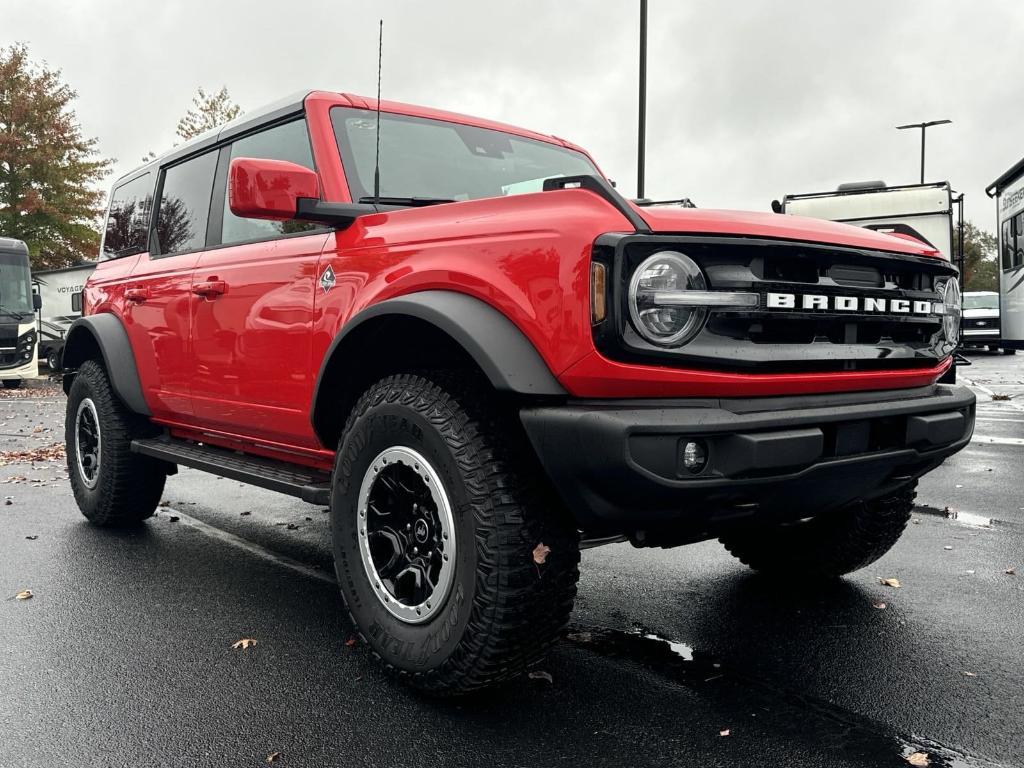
[191,280,227,298]
[124,287,149,303]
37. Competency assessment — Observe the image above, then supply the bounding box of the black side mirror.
[32,293,42,311]
[71,292,83,313]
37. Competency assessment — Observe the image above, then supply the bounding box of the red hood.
[633,205,941,258]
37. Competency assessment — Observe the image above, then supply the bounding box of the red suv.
[63,90,973,694]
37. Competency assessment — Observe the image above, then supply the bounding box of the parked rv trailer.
[986,162,1024,351]
[32,262,95,370]
[781,182,954,261]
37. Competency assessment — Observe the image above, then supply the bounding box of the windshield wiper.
[0,307,26,321]
[359,196,456,208]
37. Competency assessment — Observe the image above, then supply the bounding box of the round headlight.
[939,278,961,341]
[628,252,708,346]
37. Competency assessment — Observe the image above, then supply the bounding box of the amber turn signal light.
[591,262,607,324]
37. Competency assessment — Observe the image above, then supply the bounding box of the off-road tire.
[331,373,580,695]
[3,379,22,389]
[719,483,916,577]
[66,359,165,526]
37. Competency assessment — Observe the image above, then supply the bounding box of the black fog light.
[680,439,708,474]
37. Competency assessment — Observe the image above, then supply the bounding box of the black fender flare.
[311,291,566,442]
[62,314,151,416]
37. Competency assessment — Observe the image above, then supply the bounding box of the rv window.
[1016,213,1024,269]
[103,173,154,259]
[1002,219,1013,271]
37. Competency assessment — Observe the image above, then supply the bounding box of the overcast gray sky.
[6,0,1021,229]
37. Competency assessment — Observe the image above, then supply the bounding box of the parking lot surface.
[1,353,1021,768]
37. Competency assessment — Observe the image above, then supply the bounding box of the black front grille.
[592,234,958,373]
[964,318,997,329]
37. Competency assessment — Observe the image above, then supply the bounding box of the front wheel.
[331,373,580,695]
[720,484,916,577]
[65,359,166,526]
[1002,348,1017,356]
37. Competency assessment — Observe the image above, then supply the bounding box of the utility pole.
[637,0,647,199]
[896,119,951,184]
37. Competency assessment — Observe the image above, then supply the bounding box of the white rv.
[31,262,95,370]
[780,182,954,261]
[985,161,1024,351]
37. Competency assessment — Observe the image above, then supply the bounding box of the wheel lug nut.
[406,523,412,531]
[413,546,418,554]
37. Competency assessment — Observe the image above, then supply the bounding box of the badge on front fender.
[320,265,336,293]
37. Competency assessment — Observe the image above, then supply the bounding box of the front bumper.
[521,384,975,536]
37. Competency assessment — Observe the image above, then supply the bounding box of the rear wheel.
[331,373,580,695]
[3,379,22,389]
[65,359,166,526]
[47,347,61,371]
[1002,348,1017,355]
[720,484,916,577]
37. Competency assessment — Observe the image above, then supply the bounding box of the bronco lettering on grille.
[766,292,940,316]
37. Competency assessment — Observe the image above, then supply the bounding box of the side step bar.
[131,435,331,505]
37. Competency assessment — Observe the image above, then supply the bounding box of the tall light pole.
[637,0,648,199]
[896,119,951,184]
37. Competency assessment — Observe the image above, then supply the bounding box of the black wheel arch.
[61,314,150,416]
[310,291,566,448]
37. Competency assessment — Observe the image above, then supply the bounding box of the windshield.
[965,294,999,310]
[0,250,34,316]
[331,107,599,203]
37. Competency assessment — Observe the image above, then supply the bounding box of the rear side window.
[155,151,218,256]
[102,173,153,259]
[220,119,319,246]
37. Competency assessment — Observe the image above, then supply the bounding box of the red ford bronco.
[63,90,973,694]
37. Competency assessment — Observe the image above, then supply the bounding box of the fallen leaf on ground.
[532,543,551,565]
[528,670,553,683]
[240,511,251,516]
[231,638,257,650]
[1006,567,1017,575]
[991,394,1012,401]
[345,637,357,648]
[906,751,930,766]
[962,671,977,677]
[965,570,975,575]
[25,535,37,540]
[873,602,887,610]
[719,729,730,737]
[0,443,65,466]
[566,631,593,643]
[943,546,953,551]
[879,578,901,588]
[15,590,32,600]
[286,523,299,530]
[168,516,180,523]
[266,752,281,763]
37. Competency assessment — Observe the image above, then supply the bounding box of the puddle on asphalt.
[944,510,993,528]
[915,504,995,529]
[564,625,1000,767]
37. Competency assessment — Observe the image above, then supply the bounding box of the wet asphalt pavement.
[1,354,1022,768]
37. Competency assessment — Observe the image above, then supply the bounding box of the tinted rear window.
[155,151,218,256]
[102,173,153,259]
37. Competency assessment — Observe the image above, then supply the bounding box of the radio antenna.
[372,19,383,205]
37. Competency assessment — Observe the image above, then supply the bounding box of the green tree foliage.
[176,87,242,141]
[0,43,111,268]
[954,221,998,292]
